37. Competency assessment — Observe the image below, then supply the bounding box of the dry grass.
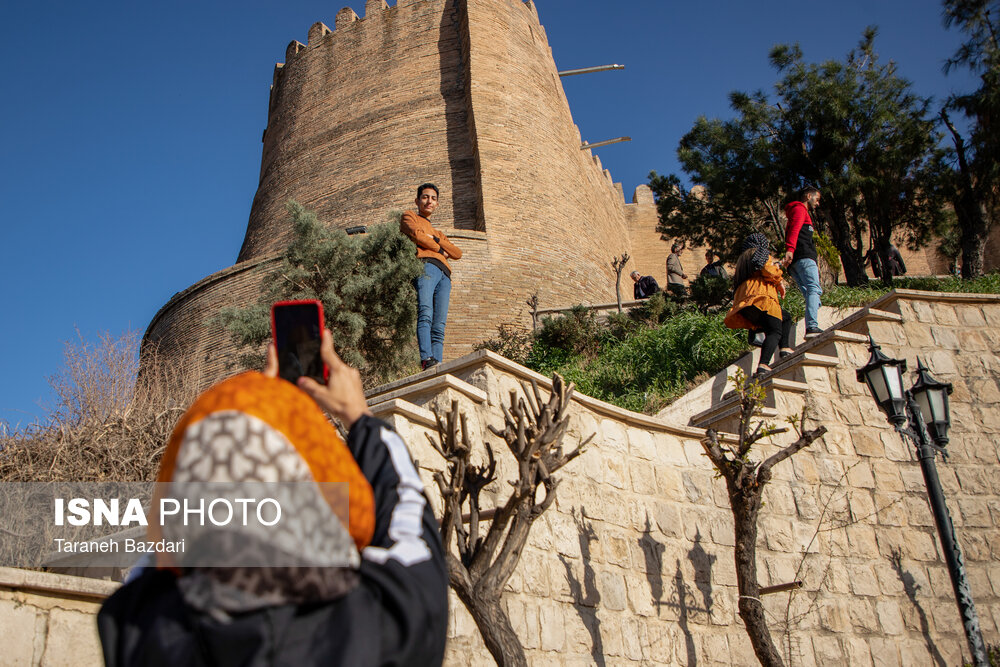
[0,331,199,482]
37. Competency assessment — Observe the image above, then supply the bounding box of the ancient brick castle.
[143,0,667,387]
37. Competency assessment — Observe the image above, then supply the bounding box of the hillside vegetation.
[478,274,1000,414]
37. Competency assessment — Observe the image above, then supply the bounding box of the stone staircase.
[658,301,906,434]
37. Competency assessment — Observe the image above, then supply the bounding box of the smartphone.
[271,300,328,385]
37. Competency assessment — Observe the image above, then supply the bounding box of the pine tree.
[217,201,425,385]
[652,29,945,285]
[941,0,1000,277]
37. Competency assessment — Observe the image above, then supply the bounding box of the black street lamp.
[857,338,988,667]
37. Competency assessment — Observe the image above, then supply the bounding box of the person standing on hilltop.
[666,241,688,297]
[782,187,823,338]
[400,183,463,370]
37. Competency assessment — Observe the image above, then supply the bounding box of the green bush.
[534,305,602,358]
[689,274,731,310]
[474,324,532,365]
[215,202,424,385]
[474,274,1000,414]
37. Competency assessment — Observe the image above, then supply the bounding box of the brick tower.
[143,0,664,387]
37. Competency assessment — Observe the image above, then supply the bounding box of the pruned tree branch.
[430,373,593,667]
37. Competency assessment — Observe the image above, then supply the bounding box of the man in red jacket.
[782,187,824,338]
[400,183,463,370]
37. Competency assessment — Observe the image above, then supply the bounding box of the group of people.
[630,187,827,381]
[630,248,728,300]
[725,186,825,379]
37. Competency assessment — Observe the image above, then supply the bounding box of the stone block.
[539,601,566,652]
[656,433,689,466]
[599,419,629,453]
[957,304,988,326]
[902,320,936,347]
[869,637,901,667]
[762,485,796,516]
[791,484,821,520]
[0,599,39,666]
[650,500,684,540]
[817,458,846,485]
[875,599,906,635]
[629,458,658,495]
[970,378,1000,404]
[850,598,882,632]
[881,430,914,462]
[522,600,540,650]
[958,329,990,352]
[602,453,629,490]
[846,461,876,489]
[845,637,874,666]
[701,634,730,666]
[627,428,656,460]
[927,349,959,375]
[870,460,904,492]
[847,562,880,596]
[791,454,820,484]
[845,524,880,558]
[812,636,845,665]
[820,425,856,456]
[958,498,993,527]
[818,599,851,633]
[621,617,644,661]
[874,492,908,527]
[624,572,656,617]
[654,465,686,502]
[762,517,795,552]
[852,430,885,457]
[42,607,105,667]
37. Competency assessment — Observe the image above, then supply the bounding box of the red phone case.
[270,299,329,384]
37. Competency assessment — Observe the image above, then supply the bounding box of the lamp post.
[857,337,988,667]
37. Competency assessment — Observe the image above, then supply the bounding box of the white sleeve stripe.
[362,426,433,567]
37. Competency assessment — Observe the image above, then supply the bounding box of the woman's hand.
[264,330,372,429]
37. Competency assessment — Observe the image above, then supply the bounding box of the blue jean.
[788,258,823,330]
[415,262,451,362]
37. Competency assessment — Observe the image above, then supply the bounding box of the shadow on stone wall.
[666,528,717,666]
[559,508,605,667]
[638,513,666,611]
[890,548,947,667]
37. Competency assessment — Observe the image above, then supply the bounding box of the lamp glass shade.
[911,359,953,445]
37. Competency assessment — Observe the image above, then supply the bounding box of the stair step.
[369,398,438,429]
[835,307,903,333]
[366,372,487,408]
[692,404,780,430]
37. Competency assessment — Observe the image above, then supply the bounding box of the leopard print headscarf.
[149,371,375,618]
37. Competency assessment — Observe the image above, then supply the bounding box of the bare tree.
[611,253,631,313]
[429,374,593,666]
[526,292,540,331]
[700,372,827,667]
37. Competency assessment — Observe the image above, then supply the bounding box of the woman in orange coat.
[724,233,795,379]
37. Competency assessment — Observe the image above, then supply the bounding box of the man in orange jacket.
[400,183,463,370]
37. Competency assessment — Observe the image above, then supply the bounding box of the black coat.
[98,416,449,667]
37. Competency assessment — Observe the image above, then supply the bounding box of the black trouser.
[739,306,792,367]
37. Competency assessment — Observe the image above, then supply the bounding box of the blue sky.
[0,1,977,427]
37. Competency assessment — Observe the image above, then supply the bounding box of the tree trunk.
[732,495,786,667]
[956,197,988,279]
[942,110,989,279]
[453,585,527,667]
[825,206,867,286]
